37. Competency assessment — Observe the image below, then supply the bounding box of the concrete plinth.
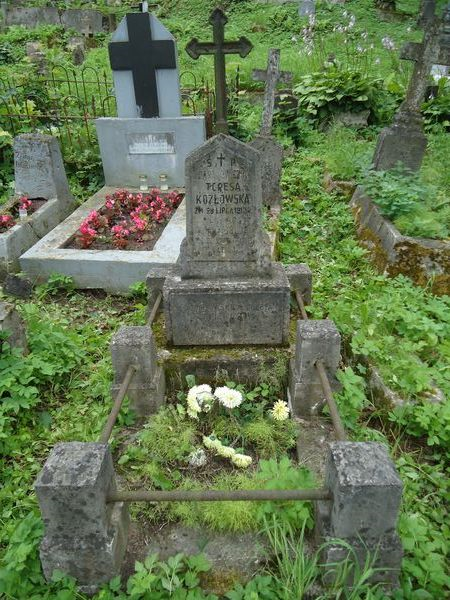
[163,263,290,346]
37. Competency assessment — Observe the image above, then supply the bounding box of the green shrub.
[294,67,383,125]
[243,418,297,459]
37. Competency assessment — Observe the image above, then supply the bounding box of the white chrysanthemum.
[232,453,252,468]
[187,385,214,418]
[188,448,207,468]
[270,400,290,421]
[215,386,243,409]
[218,445,236,459]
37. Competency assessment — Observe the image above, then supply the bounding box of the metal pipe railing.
[295,291,347,442]
[99,364,137,443]
[146,291,162,327]
[107,487,332,503]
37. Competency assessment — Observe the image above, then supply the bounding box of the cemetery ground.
[0,1,449,599]
[1,151,449,598]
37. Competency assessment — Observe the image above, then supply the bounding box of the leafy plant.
[294,67,383,125]
[37,273,76,297]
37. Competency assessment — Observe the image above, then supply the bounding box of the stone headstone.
[67,36,85,66]
[26,41,47,75]
[298,0,316,17]
[180,135,272,279]
[13,135,74,213]
[249,135,283,208]
[373,5,449,171]
[0,301,28,353]
[163,134,290,346]
[109,13,180,118]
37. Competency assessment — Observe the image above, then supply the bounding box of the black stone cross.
[252,48,293,136]
[186,8,253,134]
[108,13,176,118]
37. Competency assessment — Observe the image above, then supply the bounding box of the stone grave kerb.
[179,133,272,279]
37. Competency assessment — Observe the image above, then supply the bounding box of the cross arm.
[401,40,450,65]
[252,68,293,84]
[186,37,253,59]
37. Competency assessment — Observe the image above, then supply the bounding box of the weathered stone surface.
[289,319,341,416]
[0,301,28,352]
[249,135,283,207]
[298,0,316,17]
[14,134,74,214]
[35,442,129,593]
[1,6,106,33]
[316,442,403,586]
[372,112,427,172]
[325,442,402,539]
[334,109,369,127]
[283,263,312,303]
[95,116,205,188]
[67,36,85,65]
[110,326,165,415]
[3,273,33,298]
[180,134,271,279]
[164,263,290,346]
[350,186,450,295]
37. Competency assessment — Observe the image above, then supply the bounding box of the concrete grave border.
[20,186,186,293]
[350,186,450,296]
[0,197,73,279]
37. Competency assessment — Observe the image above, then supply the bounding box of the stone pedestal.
[316,442,403,586]
[95,116,205,188]
[35,443,129,594]
[289,319,341,416]
[372,111,427,172]
[110,326,165,415]
[164,263,290,346]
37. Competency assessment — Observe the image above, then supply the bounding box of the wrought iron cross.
[186,8,253,134]
[252,48,292,136]
[400,2,450,112]
[109,13,177,118]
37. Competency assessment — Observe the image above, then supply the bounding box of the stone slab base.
[163,263,290,346]
[372,121,427,172]
[111,364,165,417]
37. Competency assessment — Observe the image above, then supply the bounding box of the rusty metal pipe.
[99,364,137,444]
[107,487,332,503]
[146,291,162,327]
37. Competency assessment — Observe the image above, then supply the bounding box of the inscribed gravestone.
[109,12,180,118]
[164,134,290,346]
[180,134,271,279]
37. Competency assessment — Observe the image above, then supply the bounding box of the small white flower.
[215,386,243,409]
[232,453,252,468]
[270,400,290,422]
[188,448,207,468]
[186,384,214,418]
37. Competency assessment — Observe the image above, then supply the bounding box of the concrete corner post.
[283,263,312,304]
[317,442,403,586]
[289,319,341,416]
[35,442,129,594]
[110,326,165,416]
[0,301,28,353]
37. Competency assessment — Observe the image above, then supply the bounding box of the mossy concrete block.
[283,263,312,304]
[110,326,166,416]
[289,319,341,416]
[35,442,129,593]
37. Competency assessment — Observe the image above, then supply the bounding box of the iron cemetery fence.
[0,65,217,152]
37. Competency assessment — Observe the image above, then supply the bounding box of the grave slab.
[96,116,205,188]
[20,187,186,293]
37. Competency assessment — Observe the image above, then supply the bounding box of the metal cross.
[252,48,292,136]
[186,8,253,134]
[109,13,177,118]
[400,2,450,112]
